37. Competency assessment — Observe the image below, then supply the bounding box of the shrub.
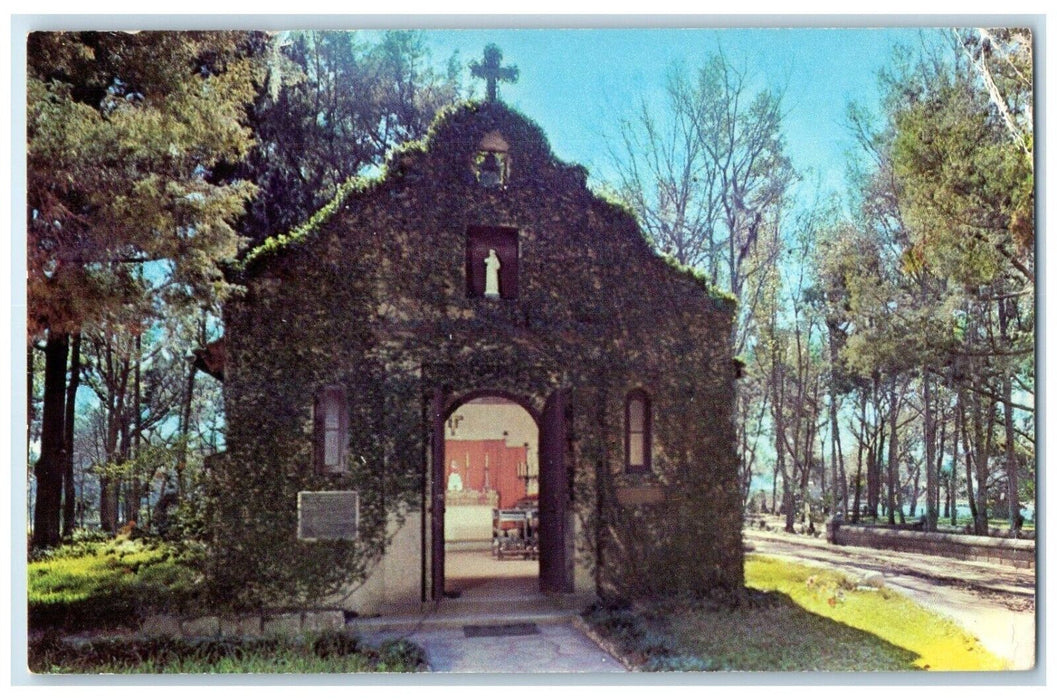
[581,601,719,672]
[28,631,427,674]
[376,638,429,670]
[28,537,206,632]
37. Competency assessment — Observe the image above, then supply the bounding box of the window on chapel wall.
[625,390,652,474]
[314,385,349,474]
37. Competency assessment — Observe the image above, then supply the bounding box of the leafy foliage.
[234,30,463,246]
[28,536,206,631]
[27,31,260,336]
[26,29,469,550]
[802,35,1036,533]
[29,630,427,673]
[892,71,1033,288]
[237,175,370,271]
[27,30,262,547]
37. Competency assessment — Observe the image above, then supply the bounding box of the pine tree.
[27,31,260,546]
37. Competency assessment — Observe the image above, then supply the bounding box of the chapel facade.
[210,101,743,613]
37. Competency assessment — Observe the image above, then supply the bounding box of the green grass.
[665,595,919,671]
[29,632,426,674]
[32,537,1008,672]
[29,536,205,632]
[27,537,427,674]
[743,555,1007,671]
[583,555,1008,672]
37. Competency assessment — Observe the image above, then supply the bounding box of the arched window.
[625,389,652,473]
[314,385,348,474]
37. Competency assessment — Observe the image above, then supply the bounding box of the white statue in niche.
[484,248,501,298]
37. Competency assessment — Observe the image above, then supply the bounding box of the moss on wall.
[212,101,743,609]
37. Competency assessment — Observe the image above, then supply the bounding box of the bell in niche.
[478,151,503,188]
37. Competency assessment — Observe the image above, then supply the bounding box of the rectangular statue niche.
[297,491,359,541]
[466,225,519,299]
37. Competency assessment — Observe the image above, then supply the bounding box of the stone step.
[347,607,581,633]
[347,594,593,633]
[437,596,573,615]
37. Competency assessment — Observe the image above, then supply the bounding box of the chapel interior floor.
[444,545,539,601]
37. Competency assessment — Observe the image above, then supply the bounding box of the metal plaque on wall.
[297,491,359,541]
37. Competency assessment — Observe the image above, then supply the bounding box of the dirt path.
[743,523,1036,670]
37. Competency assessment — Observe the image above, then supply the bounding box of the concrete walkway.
[744,520,1036,670]
[369,622,626,673]
[351,548,626,673]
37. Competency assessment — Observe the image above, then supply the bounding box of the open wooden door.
[430,387,446,602]
[538,389,573,593]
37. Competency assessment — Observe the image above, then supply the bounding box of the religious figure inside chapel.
[484,248,502,298]
[447,463,463,491]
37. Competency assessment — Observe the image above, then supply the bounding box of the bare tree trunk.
[829,393,845,519]
[922,369,939,531]
[61,333,81,539]
[780,454,795,534]
[771,464,778,515]
[908,462,920,522]
[177,362,198,499]
[27,344,35,465]
[851,396,867,523]
[740,405,751,507]
[942,471,951,519]
[1003,377,1020,532]
[799,392,819,523]
[896,484,907,524]
[951,400,960,526]
[76,467,86,529]
[936,409,948,521]
[999,300,1020,534]
[872,422,885,519]
[118,400,131,528]
[32,331,68,549]
[837,426,848,518]
[99,338,116,533]
[886,388,899,526]
[851,413,864,524]
[867,387,882,519]
[98,337,130,534]
[772,365,796,533]
[129,333,142,525]
[99,479,118,532]
[974,396,994,536]
[959,391,977,529]
[819,447,826,504]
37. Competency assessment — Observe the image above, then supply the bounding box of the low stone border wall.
[827,522,1035,569]
[139,609,346,638]
[572,616,637,672]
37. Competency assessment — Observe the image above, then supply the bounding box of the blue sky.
[418,27,944,196]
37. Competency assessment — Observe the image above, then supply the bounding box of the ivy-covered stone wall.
[212,101,742,609]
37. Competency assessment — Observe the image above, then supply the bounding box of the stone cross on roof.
[470,44,519,103]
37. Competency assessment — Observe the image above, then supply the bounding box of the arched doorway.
[430,389,571,601]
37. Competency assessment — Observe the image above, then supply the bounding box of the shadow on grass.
[584,590,921,672]
[675,590,921,671]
